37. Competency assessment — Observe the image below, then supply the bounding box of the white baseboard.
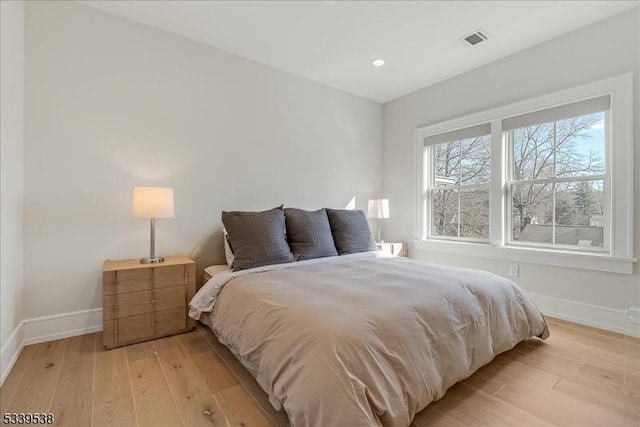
[23,308,103,346]
[1,308,103,386]
[1,295,637,385]
[529,292,639,337]
[1,322,25,386]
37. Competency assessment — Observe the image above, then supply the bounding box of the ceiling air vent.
[461,29,490,47]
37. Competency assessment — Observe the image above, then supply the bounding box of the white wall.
[23,2,382,322]
[383,9,640,332]
[1,0,25,381]
[19,1,637,343]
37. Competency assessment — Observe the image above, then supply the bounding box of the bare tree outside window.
[428,112,606,248]
[509,112,606,248]
[431,134,491,239]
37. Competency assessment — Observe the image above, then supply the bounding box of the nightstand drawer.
[155,284,195,311]
[154,264,186,288]
[119,313,154,344]
[104,290,153,320]
[103,268,152,295]
[103,313,154,348]
[155,307,188,337]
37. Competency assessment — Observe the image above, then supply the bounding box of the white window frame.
[414,74,635,274]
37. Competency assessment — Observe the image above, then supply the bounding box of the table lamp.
[132,186,175,264]
[367,198,390,242]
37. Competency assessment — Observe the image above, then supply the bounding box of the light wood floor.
[1,317,639,426]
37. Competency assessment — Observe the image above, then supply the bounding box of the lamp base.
[140,256,164,264]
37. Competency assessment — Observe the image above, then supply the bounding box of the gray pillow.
[285,208,338,260]
[326,209,377,255]
[222,206,294,271]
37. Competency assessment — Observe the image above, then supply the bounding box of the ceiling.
[81,1,639,103]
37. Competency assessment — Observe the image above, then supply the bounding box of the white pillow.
[223,228,235,266]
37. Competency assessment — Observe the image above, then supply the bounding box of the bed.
[190,251,549,427]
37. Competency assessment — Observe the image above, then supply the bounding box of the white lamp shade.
[132,186,175,218]
[367,199,390,219]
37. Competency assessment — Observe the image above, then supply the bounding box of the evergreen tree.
[574,181,599,219]
[547,197,576,225]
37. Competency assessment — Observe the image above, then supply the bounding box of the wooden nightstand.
[102,255,196,349]
[376,242,406,257]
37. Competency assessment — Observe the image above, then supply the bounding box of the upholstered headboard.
[189,228,226,290]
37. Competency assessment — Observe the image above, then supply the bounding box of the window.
[415,75,635,274]
[426,125,491,240]
[505,97,609,251]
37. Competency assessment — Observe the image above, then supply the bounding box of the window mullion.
[552,122,557,245]
[553,121,557,178]
[489,119,504,246]
[457,190,461,238]
[457,140,462,238]
[433,183,490,191]
[424,145,432,239]
[552,183,556,244]
[509,174,606,186]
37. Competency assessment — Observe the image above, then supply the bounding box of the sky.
[579,113,605,161]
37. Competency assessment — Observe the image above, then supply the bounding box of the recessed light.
[372,59,385,67]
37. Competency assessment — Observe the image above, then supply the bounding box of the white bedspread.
[190,251,392,319]
[190,254,549,427]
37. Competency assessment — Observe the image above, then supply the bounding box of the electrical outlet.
[509,264,519,277]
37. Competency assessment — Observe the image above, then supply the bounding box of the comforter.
[190,253,549,427]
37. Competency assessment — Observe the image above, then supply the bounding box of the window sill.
[412,239,636,274]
